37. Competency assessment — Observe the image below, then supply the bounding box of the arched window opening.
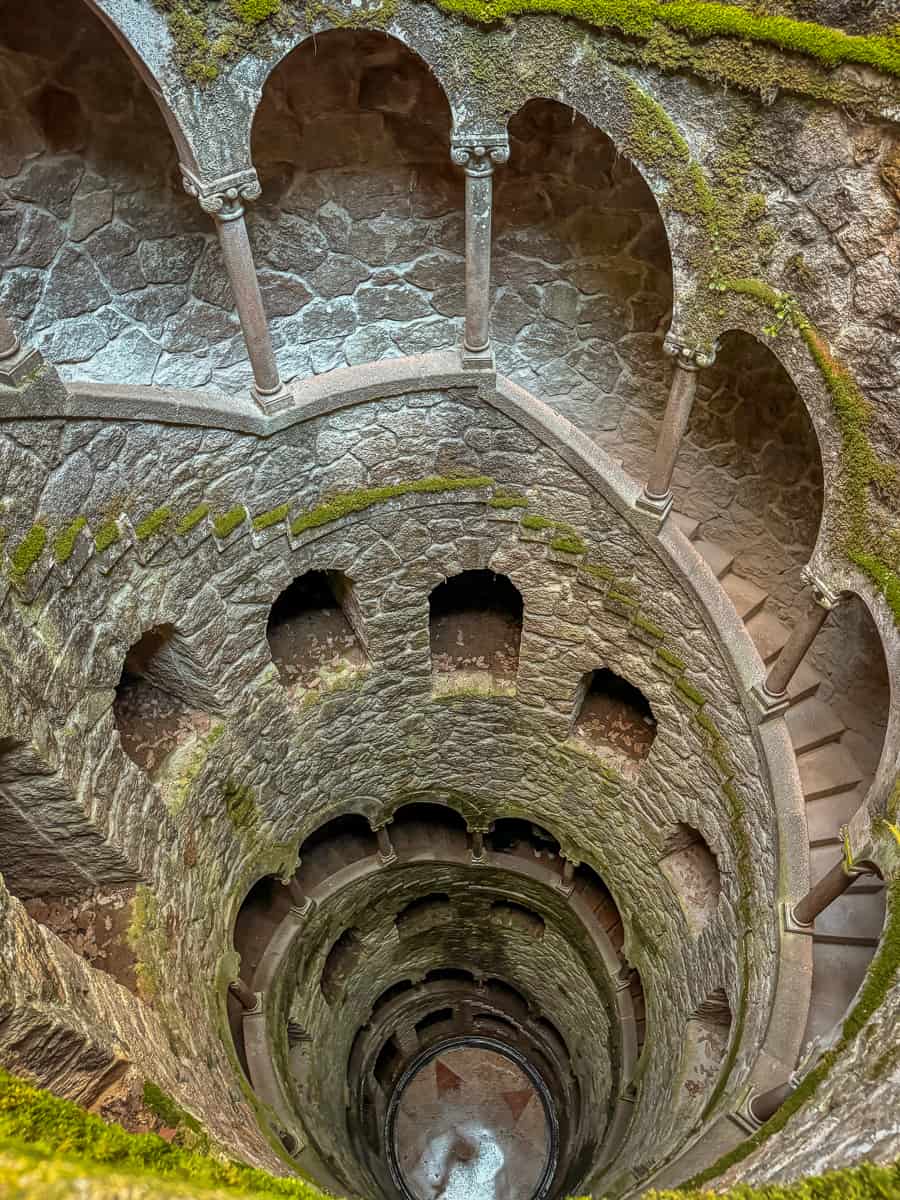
[678,989,732,1114]
[629,969,647,1055]
[296,813,378,892]
[321,928,363,1005]
[490,900,545,939]
[429,569,523,698]
[660,824,722,933]
[395,894,452,939]
[494,99,673,445]
[484,978,530,1022]
[572,863,624,951]
[571,668,657,777]
[113,624,215,784]
[488,818,560,865]
[374,1036,403,1092]
[389,802,469,859]
[372,979,415,1017]
[414,1007,454,1037]
[424,967,475,986]
[233,874,292,981]
[267,570,368,699]
[252,29,460,382]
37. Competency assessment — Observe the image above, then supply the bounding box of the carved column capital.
[800,566,844,611]
[451,137,510,177]
[663,331,718,371]
[180,165,262,221]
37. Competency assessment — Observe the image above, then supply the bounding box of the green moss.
[656,646,686,672]
[125,886,161,1003]
[607,589,638,609]
[230,0,280,22]
[93,520,120,555]
[53,517,87,565]
[8,524,47,585]
[674,677,706,706]
[520,514,556,531]
[175,503,210,536]
[550,533,587,555]
[140,1083,202,1136]
[488,494,529,509]
[580,562,616,583]
[213,506,248,540]
[224,777,259,833]
[134,507,172,542]
[633,613,666,639]
[0,1070,331,1198]
[252,503,290,531]
[289,475,492,536]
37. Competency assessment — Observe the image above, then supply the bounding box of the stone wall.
[0,374,786,1192]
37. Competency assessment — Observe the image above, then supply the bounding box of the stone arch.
[676,988,733,1120]
[267,568,369,701]
[0,0,210,387]
[248,28,461,379]
[662,329,825,616]
[570,667,658,778]
[492,96,673,440]
[659,824,722,935]
[429,568,523,696]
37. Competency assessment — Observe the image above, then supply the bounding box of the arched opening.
[396,894,452,939]
[372,980,415,1017]
[113,624,215,789]
[251,29,460,380]
[570,668,657,777]
[267,569,368,700]
[321,927,364,1005]
[487,819,561,871]
[429,569,523,698]
[668,331,824,620]
[659,824,722,933]
[678,989,732,1117]
[571,862,625,952]
[493,98,673,438]
[490,900,546,939]
[389,802,470,859]
[296,812,379,892]
[0,0,210,389]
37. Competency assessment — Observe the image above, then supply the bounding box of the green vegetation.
[8,524,46,585]
[633,613,666,640]
[684,877,900,1188]
[718,280,900,628]
[252,503,290,531]
[224,777,260,833]
[134,507,173,541]
[176,503,211,536]
[289,475,492,535]
[645,1160,900,1198]
[53,517,87,565]
[230,0,281,21]
[141,1082,203,1136]
[0,1070,331,1199]
[521,514,556,531]
[126,885,162,1003]
[551,533,587,554]
[93,520,120,554]
[213,506,248,539]
[488,494,530,509]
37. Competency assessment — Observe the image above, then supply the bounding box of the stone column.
[287,875,314,917]
[754,571,842,717]
[451,136,509,370]
[790,855,866,930]
[637,336,717,520]
[558,857,578,895]
[374,821,397,866]
[229,977,261,1013]
[181,167,291,415]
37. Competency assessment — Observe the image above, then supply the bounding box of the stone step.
[798,742,864,801]
[805,785,867,846]
[786,696,846,754]
[745,609,791,664]
[786,659,824,705]
[721,572,768,623]
[804,940,876,1046]
[670,511,700,541]
[692,539,734,579]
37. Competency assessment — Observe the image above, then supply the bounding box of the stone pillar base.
[635,489,673,523]
[461,345,495,371]
[780,900,814,937]
[0,344,41,389]
[751,682,790,722]
[253,382,293,415]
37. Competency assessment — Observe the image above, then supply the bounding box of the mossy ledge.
[153,0,900,90]
[0,1069,331,1199]
[682,876,900,1188]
